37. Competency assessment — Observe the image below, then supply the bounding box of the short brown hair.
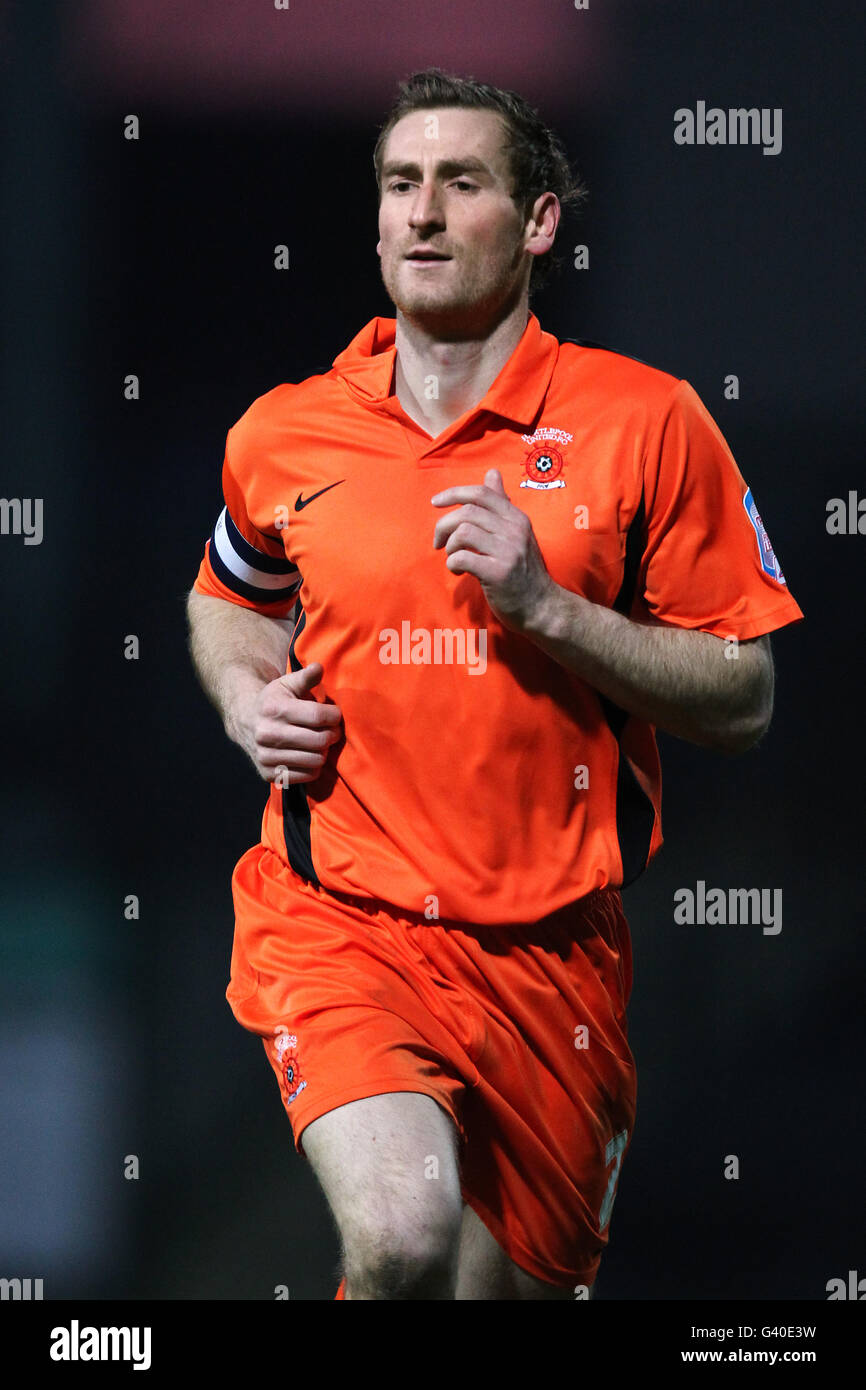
[373,68,588,294]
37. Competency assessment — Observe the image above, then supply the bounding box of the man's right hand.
[228,661,343,784]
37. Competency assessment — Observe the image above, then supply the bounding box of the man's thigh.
[301,1090,464,1256]
[302,1093,588,1301]
[456,1202,593,1301]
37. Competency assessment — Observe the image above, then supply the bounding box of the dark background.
[1,0,863,1300]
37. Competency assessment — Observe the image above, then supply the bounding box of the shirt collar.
[332,311,559,430]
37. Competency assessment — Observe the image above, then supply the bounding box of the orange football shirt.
[193,311,804,923]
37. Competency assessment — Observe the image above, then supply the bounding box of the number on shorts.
[599,1128,628,1229]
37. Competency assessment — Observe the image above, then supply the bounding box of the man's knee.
[302,1091,463,1297]
[343,1211,462,1299]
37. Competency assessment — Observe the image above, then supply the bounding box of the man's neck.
[392,299,530,439]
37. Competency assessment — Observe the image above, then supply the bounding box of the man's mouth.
[405,249,452,263]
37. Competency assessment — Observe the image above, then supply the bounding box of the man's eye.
[387,179,478,193]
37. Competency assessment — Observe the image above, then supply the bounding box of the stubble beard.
[380,250,522,340]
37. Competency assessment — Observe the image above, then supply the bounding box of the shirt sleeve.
[636,378,804,640]
[192,421,302,619]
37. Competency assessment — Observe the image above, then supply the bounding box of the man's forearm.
[186,590,294,742]
[521,583,773,753]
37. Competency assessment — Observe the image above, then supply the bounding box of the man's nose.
[408,182,445,229]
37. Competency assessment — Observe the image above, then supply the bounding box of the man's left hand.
[431,469,555,633]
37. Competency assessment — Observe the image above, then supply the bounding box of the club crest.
[272,1026,307,1105]
[520,427,572,490]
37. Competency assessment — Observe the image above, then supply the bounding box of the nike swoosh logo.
[295,481,346,511]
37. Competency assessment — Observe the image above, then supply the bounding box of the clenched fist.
[228,661,343,785]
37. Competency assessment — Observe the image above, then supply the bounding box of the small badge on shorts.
[273,1026,307,1105]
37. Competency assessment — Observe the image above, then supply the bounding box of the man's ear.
[525,191,560,252]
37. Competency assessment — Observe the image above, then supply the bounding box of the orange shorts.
[227,842,637,1289]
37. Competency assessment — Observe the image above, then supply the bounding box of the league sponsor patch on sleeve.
[743,487,786,584]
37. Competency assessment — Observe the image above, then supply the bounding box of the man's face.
[377,107,533,333]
